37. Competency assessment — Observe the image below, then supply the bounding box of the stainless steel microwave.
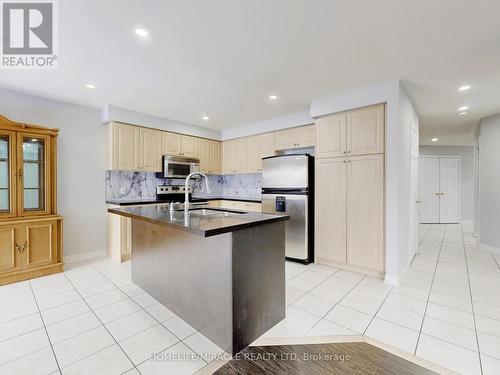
[160,155,200,178]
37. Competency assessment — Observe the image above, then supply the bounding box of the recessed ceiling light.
[202,116,209,121]
[458,111,469,116]
[458,85,471,92]
[458,106,469,111]
[268,95,278,100]
[431,138,439,142]
[135,28,149,37]
[84,83,95,89]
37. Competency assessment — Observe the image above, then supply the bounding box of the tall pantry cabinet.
[315,104,385,275]
[0,115,63,285]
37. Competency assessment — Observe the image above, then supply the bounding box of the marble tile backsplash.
[105,171,261,201]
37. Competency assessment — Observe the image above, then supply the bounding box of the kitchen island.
[108,204,289,355]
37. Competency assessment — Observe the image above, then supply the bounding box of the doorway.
[419,156,460,224]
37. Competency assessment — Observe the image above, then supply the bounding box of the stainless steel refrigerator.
[261,154,314,264]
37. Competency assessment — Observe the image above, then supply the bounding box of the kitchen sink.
[178,208,246,216]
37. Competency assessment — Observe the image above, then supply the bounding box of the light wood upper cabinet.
[297,125,315,147]
[260,133,275,158]
[162,132,182,156]
[235,138,248,174]
[139,128,161,172]
[199,139,221,174]
[315,158,347,264]
[346,154,384,271]
[108,123,161,172]
[316,113,347,158]
[315,104,385,159]
[274,125,315,150]
[246,135,262,173]
[347,105,384,156]
[110,123,140,171]
[274,128,297,150]
[222,140,237,174]
[162,133,199,158]
[181,136,199,158]
[223,138,248,174]
[209,141,221,174]
[199,139,211,174]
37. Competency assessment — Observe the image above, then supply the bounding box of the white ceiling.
[1,0,499,143]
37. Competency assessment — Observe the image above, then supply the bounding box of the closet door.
[439,157,460,223]
[419,157,440,223]
[315,158,347,263]
[346,154,384,271]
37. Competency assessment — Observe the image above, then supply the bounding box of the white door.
[439,158,460,223]
[409,124,419,259]
[419,157,440,223]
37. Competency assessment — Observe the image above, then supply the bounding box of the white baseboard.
[478,243,500,256]
[64,249,107,264]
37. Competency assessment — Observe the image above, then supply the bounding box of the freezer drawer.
[262,193,308,261]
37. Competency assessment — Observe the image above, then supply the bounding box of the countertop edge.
[107,207,288,237]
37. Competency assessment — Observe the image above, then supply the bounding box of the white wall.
[0,88,106,258]
[104,105,221,140]
[398,88,419,275]
[477,114,500,250]
[419,146,475,221]
[309,80,414,285]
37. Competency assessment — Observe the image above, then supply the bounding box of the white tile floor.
[0,223,499,374]
[264,223,500,375]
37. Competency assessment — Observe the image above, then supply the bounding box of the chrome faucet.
[184,172,209,213]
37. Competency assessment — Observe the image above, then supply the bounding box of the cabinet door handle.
[435,192,440,196]
[15,241,27,253]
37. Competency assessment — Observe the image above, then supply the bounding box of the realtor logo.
[1,0,58,69]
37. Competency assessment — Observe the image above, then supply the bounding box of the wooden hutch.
[0,115,63,285]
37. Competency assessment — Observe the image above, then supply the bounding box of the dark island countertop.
[108,204,288,237]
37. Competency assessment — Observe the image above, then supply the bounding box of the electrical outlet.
[120,187,126,195]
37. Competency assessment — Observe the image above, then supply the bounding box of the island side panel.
[131,219,233,354]
[231,221,286,354]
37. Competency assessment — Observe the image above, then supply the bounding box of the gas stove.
[156,185,207,204]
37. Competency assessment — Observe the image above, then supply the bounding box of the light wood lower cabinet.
[315,155,384,273]
[315,158,347,263]
[0,217,63,285]
[346,154,384,271]
[107,205,132,262]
